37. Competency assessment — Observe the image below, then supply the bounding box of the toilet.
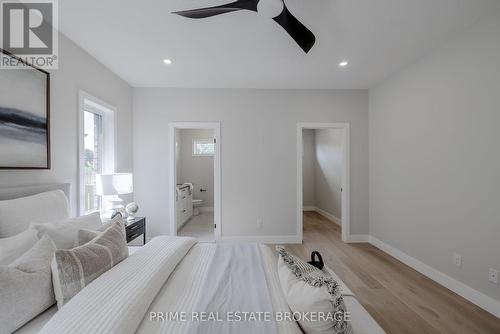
[192,199,204,216]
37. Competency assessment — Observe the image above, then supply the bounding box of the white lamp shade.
[96,173,133,196]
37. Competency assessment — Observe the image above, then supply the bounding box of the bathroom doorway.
[297,123,350,243]
[168,122,221,242]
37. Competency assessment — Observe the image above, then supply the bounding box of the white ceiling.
[59,0,500,89]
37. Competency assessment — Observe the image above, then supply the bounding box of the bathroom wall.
[175,129,182,184]
[178,129,214,207]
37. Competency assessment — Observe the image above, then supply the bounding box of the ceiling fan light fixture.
[339,61,349,67]
[257,0,284,19]
[163,59,173,65]
[172,0,316,53]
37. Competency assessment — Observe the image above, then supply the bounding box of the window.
[83,111,103,212]
[79,91,115,214]
[193,139,215,156]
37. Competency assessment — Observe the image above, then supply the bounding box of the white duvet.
[40,237,301,334]
[40,236,197,334]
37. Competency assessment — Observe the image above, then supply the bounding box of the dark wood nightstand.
[125,217,146,244]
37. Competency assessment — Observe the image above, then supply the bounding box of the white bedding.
[13,246,142,334]
[33,238,383,334]
[39,236,197,334]
[38,238,301,334]
[13,306,57,334]
[185,244,277,333]
[139,244,300,334]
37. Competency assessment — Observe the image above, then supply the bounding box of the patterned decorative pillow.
[276,246,353,334]
[51,220,129,308]
[77,229,99,246]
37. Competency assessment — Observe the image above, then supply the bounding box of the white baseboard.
[220,235,301,244]
[369,236,500,318]
[304,206,341,226]
[314,207,341,225]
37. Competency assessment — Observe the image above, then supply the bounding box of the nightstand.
[125,217,146,244]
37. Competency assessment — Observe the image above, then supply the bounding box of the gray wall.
[133,89,369,239]
[302,129,343,220]
[302,129,316,207]
[0,34,133,215]
[369,12,500,302]
[314,129,343,219]
[177,129,214,207]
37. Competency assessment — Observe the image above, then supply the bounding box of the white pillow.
[276,246,352,334]
[0,190,69,238]
[0,235,56,333]
[66,212,102,230]
[31,222,80,249]
[0,229,39,265]
[31,212,104,249]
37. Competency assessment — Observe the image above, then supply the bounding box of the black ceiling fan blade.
[172,0,260,19]
[273,2,315,53]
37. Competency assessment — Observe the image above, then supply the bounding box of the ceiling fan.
[172,0,316,53]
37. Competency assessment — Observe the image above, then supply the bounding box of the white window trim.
[78,90,116,215]
[192,138,215,156]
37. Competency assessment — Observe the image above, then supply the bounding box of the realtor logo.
[1,0,58,69]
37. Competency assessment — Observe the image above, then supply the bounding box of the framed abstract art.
[0,49,50,169]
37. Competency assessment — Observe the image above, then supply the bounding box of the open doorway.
[169,122,221,242]
[297,123,350,242]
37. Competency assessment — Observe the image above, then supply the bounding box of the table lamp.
[96,173,133,218]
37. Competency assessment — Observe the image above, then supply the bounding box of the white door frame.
[297,123,350,243]
[168,122,221,241]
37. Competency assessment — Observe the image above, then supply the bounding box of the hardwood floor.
[285,212,500,334]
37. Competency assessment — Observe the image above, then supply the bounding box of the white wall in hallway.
[302,129,316,207]
[302,129,343,220]
[314,129,343,219]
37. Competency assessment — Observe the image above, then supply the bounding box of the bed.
[1,184,384,334]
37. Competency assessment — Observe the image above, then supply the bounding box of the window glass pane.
[84,111,103,212]
[193,139,215,156]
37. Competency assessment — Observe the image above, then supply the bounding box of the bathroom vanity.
[176,184,193,230]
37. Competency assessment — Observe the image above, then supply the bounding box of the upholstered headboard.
[0,183,71,201]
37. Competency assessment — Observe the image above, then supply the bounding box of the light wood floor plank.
[284,212,500,334]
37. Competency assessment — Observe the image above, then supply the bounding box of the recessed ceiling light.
[339,61,348,67]
[163,59,172,65]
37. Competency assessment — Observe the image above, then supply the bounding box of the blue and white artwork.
[0,60,49,169]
